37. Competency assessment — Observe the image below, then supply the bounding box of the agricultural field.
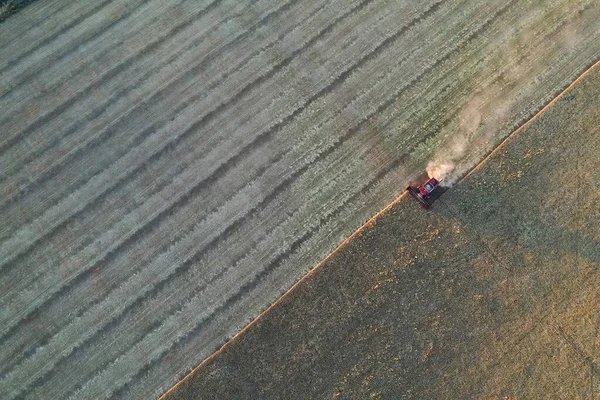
[0,1,37,23]
[164,62,600,399]
[0,0,598,399]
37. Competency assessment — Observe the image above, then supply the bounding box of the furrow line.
[0,0,205,111]
[0,0,398,271]
[0,42,371,369]
[0,0,156,102]
[0,149,272,376]
[120,2,600,397]
[0,0,73,50]
[0,0,234,164]
[125,152,412,400]
[1,0,468,342]
[0,0,203,132]
[67,153,367,400]
[1,0,496,356]
[3,9,446,376]
[49,113,409,399]
[0,144,330,397]
[4,0,502,384]
[21,134,360,398]
[0,0,375,322]
[0,0,327,221]
[0,0,114,73]
[44,2,516,390]
[0,0,333,263]
[117,0,521,369]
[0,0,306,238]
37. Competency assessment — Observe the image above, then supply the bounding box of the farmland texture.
[0,0,599,399]
[164,61,600,399]
[0,1,38,23]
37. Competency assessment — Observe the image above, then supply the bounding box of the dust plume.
[425,4,589,187]
[426,92,486,186]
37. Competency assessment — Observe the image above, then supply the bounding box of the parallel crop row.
[0,0,598,398]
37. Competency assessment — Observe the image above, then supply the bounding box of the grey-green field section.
[0,1,36,23]
[0,0,598,399]
[165,63,600,399]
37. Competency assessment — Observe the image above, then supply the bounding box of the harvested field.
[0,0,599,399]
[163,61,600,399]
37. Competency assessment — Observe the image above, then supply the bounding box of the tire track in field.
[0,0,376,331]
[0,0,462,394]
[17,0,510,396]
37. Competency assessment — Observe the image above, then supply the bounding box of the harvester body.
[406,177,440,209]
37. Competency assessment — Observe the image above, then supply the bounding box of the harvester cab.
[406,177,441,209]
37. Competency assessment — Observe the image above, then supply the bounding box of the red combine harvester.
[406,177,440,209]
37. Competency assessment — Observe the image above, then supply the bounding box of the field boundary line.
[157,189,408,399]
[459,57,600,183]
[158,56,600,400]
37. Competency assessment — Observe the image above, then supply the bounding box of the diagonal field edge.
[155,46,600,400]
[0,1,501,395]
[0,0,435,326]
[63,1,518,397]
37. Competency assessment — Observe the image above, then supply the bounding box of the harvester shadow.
[428,185,449,204]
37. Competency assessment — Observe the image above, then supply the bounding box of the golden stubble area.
[164,64,600,399]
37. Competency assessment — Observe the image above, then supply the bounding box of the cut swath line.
[2,3,512,392]
[0,0,385,342]
[2,0,490,394]
[0,0,115,74]
[0,0,254,168]
[0,0,436,320]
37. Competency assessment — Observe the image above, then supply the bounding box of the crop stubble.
[0,0,598,398]
[163,62,600,399]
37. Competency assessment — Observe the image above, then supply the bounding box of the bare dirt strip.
[162,60,600,399]
[0,1,599,398]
